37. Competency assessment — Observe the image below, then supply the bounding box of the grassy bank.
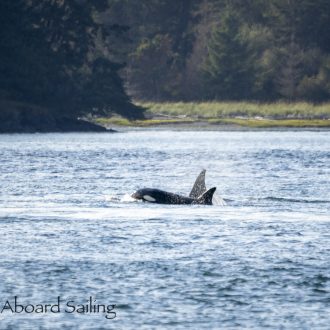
[139,101,330,119]
[95,117,330,128]
[94,102,330,128]
[207,118,330,128]
[95,117,195,127]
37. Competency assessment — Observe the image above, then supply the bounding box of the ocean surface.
[0,130,329,329]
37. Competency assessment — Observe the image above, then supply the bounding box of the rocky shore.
[0,101,108,133]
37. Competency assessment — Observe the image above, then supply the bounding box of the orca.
[131,170,216,205]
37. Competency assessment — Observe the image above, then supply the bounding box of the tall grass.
[138,101,330,119]
[94,117,330,128]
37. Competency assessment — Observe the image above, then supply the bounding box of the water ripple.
[0,131,329,329]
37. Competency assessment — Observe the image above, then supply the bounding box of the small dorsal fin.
[197,187,216,205]
[189,169,207,198]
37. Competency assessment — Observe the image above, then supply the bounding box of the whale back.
[189,169,207,198]
[196,187,216,205]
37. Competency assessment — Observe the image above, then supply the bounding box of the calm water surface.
[0,130,329,329]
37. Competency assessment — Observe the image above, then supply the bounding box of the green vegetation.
[95,117,194,127]
[95,116,330,129]
[108,0,330,103]
[202,8,256,100]
[207,119,330,128]
[0,0,143,132]
[95,101,330,129]
[2,1,330,132]
[140,102,330,119]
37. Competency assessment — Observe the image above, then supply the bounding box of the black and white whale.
[131,170,216,205]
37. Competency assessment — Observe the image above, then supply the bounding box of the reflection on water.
[0,131,329,329]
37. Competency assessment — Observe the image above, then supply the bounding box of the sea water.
[0,130,329,329]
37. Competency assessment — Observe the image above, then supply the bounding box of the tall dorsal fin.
[197,187,216,205]
[189,169,207,198]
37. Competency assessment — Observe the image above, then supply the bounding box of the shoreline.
[1,100,330,133]
[109,125,330,132]
[95,101,330,130]
[95,117,330,131]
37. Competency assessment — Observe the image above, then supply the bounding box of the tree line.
[1,0,330,127]
[107,0,330,102]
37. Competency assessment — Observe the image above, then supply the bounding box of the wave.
[121,194,137,203]
[104,194,329,206]
[262,196,330,204]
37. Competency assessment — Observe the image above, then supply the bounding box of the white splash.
[121,194,136,203]
[213,195,227,206]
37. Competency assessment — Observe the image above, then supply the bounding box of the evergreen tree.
[2,0,330,110]
[105,0,198,100]
[202,8,256,100]
[0,0,144,122]
[266,0,330,101]
[276,40,304,100]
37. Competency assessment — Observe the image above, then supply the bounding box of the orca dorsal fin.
[189,169,207,198]
[197,187,216,205]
